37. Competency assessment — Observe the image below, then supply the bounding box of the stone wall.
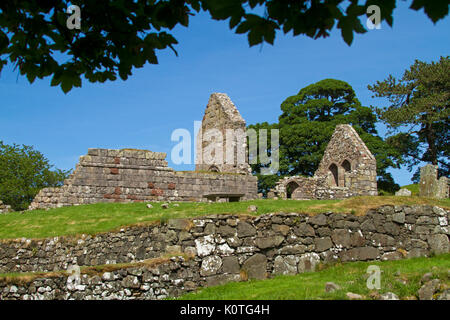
[29,148,258,210]
[270,125,378,200]
[0,205,448,299]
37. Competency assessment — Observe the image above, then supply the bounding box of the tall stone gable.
[195,93,251,174]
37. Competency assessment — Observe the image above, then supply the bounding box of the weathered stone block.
[237,221,256,237]
[255,236,284,249]
[314,237,333,252]
[241,254,267,280]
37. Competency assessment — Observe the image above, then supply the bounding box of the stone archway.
[286,181,300,199]
[209,165,220,173]
[328,163,339,187]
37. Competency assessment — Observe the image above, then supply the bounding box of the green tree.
[0,1,448,93]
[0,141,71,211]
[249,79,402,195]
[368,56,449,181]
[247,121,280,196]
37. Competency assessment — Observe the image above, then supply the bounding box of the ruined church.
[269,124,378,200]
[29,93,258,209]
[29,94,378,210]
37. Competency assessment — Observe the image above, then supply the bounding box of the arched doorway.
[328,163,339,186]
[286,181,300,199]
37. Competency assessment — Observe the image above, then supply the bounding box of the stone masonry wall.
[271,125,377,200]
[0,205,448,299]
[29,148,258,210]
[196,93,251,175]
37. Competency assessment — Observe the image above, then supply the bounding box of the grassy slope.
[0,196,449,240]
[402,184,420,196]
[178,254,450,300]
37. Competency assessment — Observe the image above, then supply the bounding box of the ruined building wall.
[29,148,258,210]
[195,93,251,175]
[271,125,377,200]
[29,93,258,210]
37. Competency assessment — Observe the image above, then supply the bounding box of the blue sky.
[1,2,449,186]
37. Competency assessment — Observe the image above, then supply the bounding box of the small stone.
[161,203,169,209]
[395,189,411,196]
[146,204,153,209]
[173,203,180,207]
[421,272,433,284]
[392,211,405,224]
[418,279,441,300]
[437,289,450,300]
[346,292,363,300]
[325,282,341,293]
[241,254,267,280]
[200,255,222,277]
[380,292,399,300]
[247,205,258,213]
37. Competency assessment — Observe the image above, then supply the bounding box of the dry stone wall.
[29,148,258,210]
[0,205,449,300]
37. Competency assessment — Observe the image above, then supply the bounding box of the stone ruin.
[419,164,449,199]
[29,93,258,210]
[0,201,12,214]
[195,93,251,175]
[269,124,378,200]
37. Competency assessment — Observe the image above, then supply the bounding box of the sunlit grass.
[0,196,448,240]
[178,254,450,300]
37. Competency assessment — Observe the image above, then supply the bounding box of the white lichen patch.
[195,235,215,257]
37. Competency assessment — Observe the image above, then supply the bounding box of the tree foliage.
[368,56,449,181]
[0,0,448,92]
[249,79,403,195]
[0,141,71,211]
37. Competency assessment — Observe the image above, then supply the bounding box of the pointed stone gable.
[270,124,377,200]
[196,93,251,174]
[316,124,375,176]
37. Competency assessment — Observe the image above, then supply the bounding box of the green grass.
[178,254,450,300]
[0,196,448,240]
[402,184,420,196]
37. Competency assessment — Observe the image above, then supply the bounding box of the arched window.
[286,181,300,199]
[329,163,339,186]
[342,160,351,172]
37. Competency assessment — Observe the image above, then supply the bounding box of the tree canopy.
[368,56,450,181]
[0,141,70,211]
[0,0,448,92]
[249,79,403,195]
